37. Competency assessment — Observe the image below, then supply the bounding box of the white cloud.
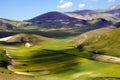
[57,2,73,9]
[59,0,64,3]
[108,0,116,2]
[79,4,86,8]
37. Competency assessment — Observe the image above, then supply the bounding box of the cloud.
[59,0,64,3]
[57,2,73,9]
[79,4,86,8]
[107,0,116,2]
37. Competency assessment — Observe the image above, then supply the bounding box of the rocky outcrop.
[25,42,32,48]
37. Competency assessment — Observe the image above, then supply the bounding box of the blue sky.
[0,0,120,21]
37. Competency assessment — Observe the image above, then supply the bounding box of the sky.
[0,0,120,21]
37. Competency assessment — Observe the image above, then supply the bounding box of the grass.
[0,27,120,80]
[0,67,40,80]
[71,27,113,46]
[35,58,120,80]
[80,27,120,57]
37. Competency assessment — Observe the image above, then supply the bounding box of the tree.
[115,22,120,28]
[0,49,10,68]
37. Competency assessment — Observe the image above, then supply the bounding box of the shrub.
[115,22,120,28]
[0,49,10,68]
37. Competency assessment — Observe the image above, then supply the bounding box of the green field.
[80,28,120,57]
[0,27,120,80]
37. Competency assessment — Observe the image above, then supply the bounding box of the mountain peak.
[108,5,120,10]
[28,11,77,22]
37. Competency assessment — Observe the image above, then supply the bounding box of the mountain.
[0,18,16,30]
[107,5,120,11]
[89,18,113,29]
[0,18,33,30]
[28,11,77,22]
[65,10,97,20]
[1,5,120,31]
[98,5,120,19]
[105,8,120,18]
[65,5,120,22]
[28,11,114,29]
[28,11,89,28]
[70,10,97,16]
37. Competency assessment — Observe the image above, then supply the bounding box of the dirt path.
[6,50,34,76]
[0,36,13,41]
[7,65,34,76]
[72,72,93,79]
[14,71,34,76]
[93,54,120,63]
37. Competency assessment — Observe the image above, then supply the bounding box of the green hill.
[0,33,49,44]
[77,27,120,57]
[71,27,113,46]
[0,28,120,80]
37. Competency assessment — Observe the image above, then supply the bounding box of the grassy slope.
[65,27,114,58]
[0,27,120,80]
[0,67,40,80]
[80,28,120,57]
[71,27,113,46]
[2,32,119,80]
[90,13,119,23]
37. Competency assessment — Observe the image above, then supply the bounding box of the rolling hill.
[0,31,120,80]
[71,27,114,46]
[0,18,32,30]
[0,33,48,44]
[76,27,120,57]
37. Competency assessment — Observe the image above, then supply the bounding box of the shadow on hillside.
[25,49,80,74]
[0,26,95,39]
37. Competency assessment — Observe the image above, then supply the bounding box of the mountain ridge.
[0,5,120,30]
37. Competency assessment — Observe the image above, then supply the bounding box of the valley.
[0,4,120,80]
[0,28,120,80]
